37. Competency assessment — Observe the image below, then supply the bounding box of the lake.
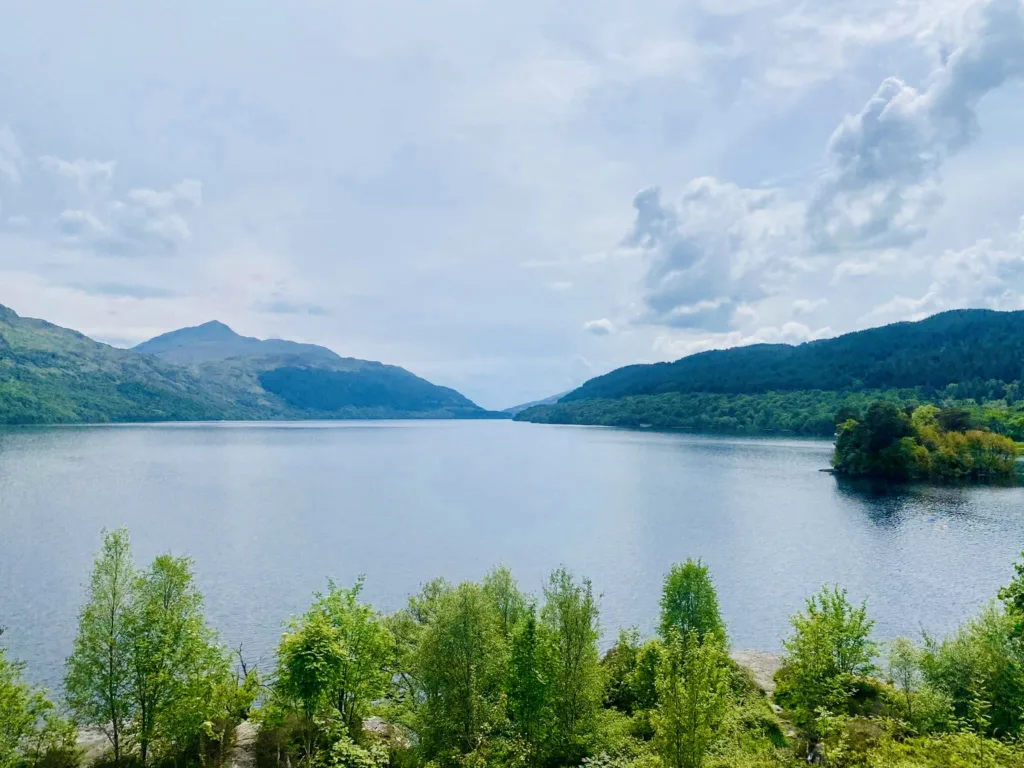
[2,420,1023,689]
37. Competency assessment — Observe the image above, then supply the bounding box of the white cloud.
[866,216,1024,321]
[39,156,116,195]
[0,124,23,184]
[806,0,1024,251]
[583,318,616,335]
[791,298,828,314]
[625,179,805,331]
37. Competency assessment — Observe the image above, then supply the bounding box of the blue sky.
[1,0,1023,409]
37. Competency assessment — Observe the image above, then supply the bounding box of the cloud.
[583,318,615,335]
[39,156,116,195]
[0,125,23,184]
[52,173,202,256]
[84,282,180,299]
[625,180,805,332]
[652,320,834,359]
[807,0,1024,251]
[257,299,329,316]
[865,215,1024,321]
[792,298,828,314]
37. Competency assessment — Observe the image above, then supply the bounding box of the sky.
[1,0,1023,409]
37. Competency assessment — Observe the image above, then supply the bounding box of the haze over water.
[3,420,1023,689]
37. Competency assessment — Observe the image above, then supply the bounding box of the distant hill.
[561,310,1024,402]
[132,321,342,366]
[503,391,570,416]
[516,310,1024,435]
[0,304,503,424]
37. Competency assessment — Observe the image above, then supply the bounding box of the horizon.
[1,0,1023,409]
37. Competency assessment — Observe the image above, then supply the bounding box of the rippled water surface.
[3,420,1023,687]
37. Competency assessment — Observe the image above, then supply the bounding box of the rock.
[229,721,259,768]
[730,650,783,695]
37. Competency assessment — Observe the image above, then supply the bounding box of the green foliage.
[864,731,1024,768]
[414,582,508,765]
[654,632,730,768]
[540,568,604,766]
[64,529,233,767]
[507,608,548,764]
[64,529,137,767]
[1,636,78,768]
[274,579,393,763]
[919,604,1024,738]
[833,401,1021,480]
[659,560,726,646]
[776,587,876,730]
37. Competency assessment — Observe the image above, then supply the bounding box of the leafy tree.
[654,631,729,768]
[886,637,922,725]
[65,528,136,767]
[659,560,726,646]
[127,554,224,764]
[919,604,1024,739]
[316,579,394,736]
[541,568,603,765]
[483,566,527,642]
[507,607,549,765]
[776,586,876,729]
[415,581,507,764]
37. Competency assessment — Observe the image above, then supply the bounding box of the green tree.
[654,631,729,768]
[415,581,507,764]
[886,637,921,725]
[275,610,343,761]
[316,579,393,736]
[541,568,602,765]
[127,554,224,765]
[507,607,549,765]
[659,560,726,646]
[483,566,527,642]
[0,636,78,768]
[65,528,136,767]
[777,586,876,729]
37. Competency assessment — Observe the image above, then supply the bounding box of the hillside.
[132,321,343,366]
[517,310,1024,436]
[502,391,569,416]
[0,305,500,424]
[0,305,251,424]
[561,310,1024,402]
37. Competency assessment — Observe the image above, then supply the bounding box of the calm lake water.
[2,420,1023,688]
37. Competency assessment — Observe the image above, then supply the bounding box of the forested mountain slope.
[517,310,1024,437]
[561,310,1024,402]
[0,304,499,423]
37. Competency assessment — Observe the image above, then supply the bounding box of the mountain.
[0,304,502,424]
[516,310,1024,436]
[0,305,253,424]
[502,391,570,416]
[132,321,342,365]
[562,309,1024,401]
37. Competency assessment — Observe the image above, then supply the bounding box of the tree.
[654,631,729,768]
[483,566,527,642]
[540,568,602,765]
[127,554,225,764]
[887,637,921,725]
[65,528,136,767]
[507,607,549,765]
[275,610,344,761]
[315,579,393,736]
[1,637,77,768]
[659,560,726,646]
[777,586,876,729]
[415,581,507,764]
